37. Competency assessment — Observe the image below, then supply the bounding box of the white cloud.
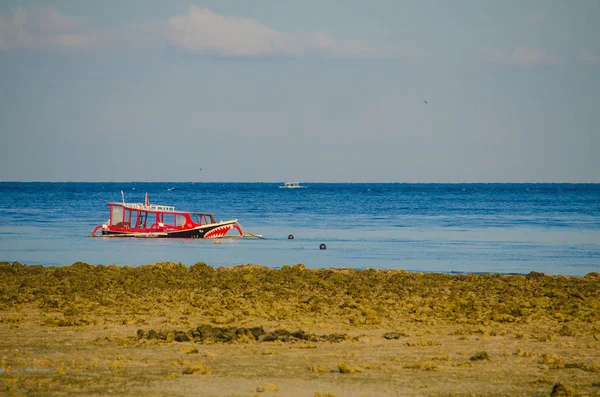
[166,6,308,56]
[484,46,561,66]
[580,50,600,65]
[0,5,410,59]
[163,6,400,58]
[0,7,96,51]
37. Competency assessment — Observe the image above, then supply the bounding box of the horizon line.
[1,180,599,184]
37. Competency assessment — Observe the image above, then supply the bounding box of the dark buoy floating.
[319,243,326,250]
[288,234,294,240]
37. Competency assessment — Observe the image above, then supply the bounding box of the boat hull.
[100,221,239,239]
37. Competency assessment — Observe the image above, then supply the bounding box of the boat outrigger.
[89,193,259,239]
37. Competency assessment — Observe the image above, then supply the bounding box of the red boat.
[90,193,244,239]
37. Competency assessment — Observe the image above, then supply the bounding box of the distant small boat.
[167,187,175,191]
[279,182,306,189]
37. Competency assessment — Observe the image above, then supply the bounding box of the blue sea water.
[0,182,599,276]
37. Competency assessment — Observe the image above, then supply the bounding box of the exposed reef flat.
[1,262,599,396]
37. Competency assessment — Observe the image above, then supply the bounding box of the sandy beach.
[1,262,599,396]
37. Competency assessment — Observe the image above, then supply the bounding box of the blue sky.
[1,1,599,182]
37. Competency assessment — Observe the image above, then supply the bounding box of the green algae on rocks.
[1,262,599,331]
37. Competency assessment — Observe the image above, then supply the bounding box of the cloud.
[0,7,96,51]
[1,5,408,59]
[580,50,600,65]
[165,6,328,56]
[163,6,405,59]
[483,46,561,66]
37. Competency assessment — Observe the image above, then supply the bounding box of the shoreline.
[1,260,595,277]
[1,262,599,396]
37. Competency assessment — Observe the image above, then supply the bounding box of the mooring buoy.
[319,243,326,250]
[288,234,294,239]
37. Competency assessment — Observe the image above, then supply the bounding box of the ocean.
[0,182,598,276]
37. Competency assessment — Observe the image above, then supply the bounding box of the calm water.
[0,182,599,275]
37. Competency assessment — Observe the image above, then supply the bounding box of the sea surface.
[0,182,599,276]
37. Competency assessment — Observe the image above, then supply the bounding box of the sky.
[1,0,599,182]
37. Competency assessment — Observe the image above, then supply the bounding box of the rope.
[220,223,264,239]
[239,224,264,239]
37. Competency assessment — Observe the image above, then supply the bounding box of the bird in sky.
[424,100,428,104]
[198,168,203,171]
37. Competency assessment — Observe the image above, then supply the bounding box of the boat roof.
[106,202,212,215]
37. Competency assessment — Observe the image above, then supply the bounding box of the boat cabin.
[107,202,216,233]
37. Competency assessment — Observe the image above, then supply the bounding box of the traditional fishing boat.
[90,193,247,238]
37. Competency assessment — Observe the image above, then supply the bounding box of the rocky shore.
[1,262,599,396]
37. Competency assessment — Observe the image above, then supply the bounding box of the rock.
[470,351,490,361]
[174,331,190,342]
[584,272,600,279]
[290,330,308,340]
[526,271,545,280]
[550,383,576,397]
[383,332,400,340]
[183,362,211,375]
[259,334,278,342]
[256,383,279,392]
[324,333,347,343]
[248,326,265,340]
